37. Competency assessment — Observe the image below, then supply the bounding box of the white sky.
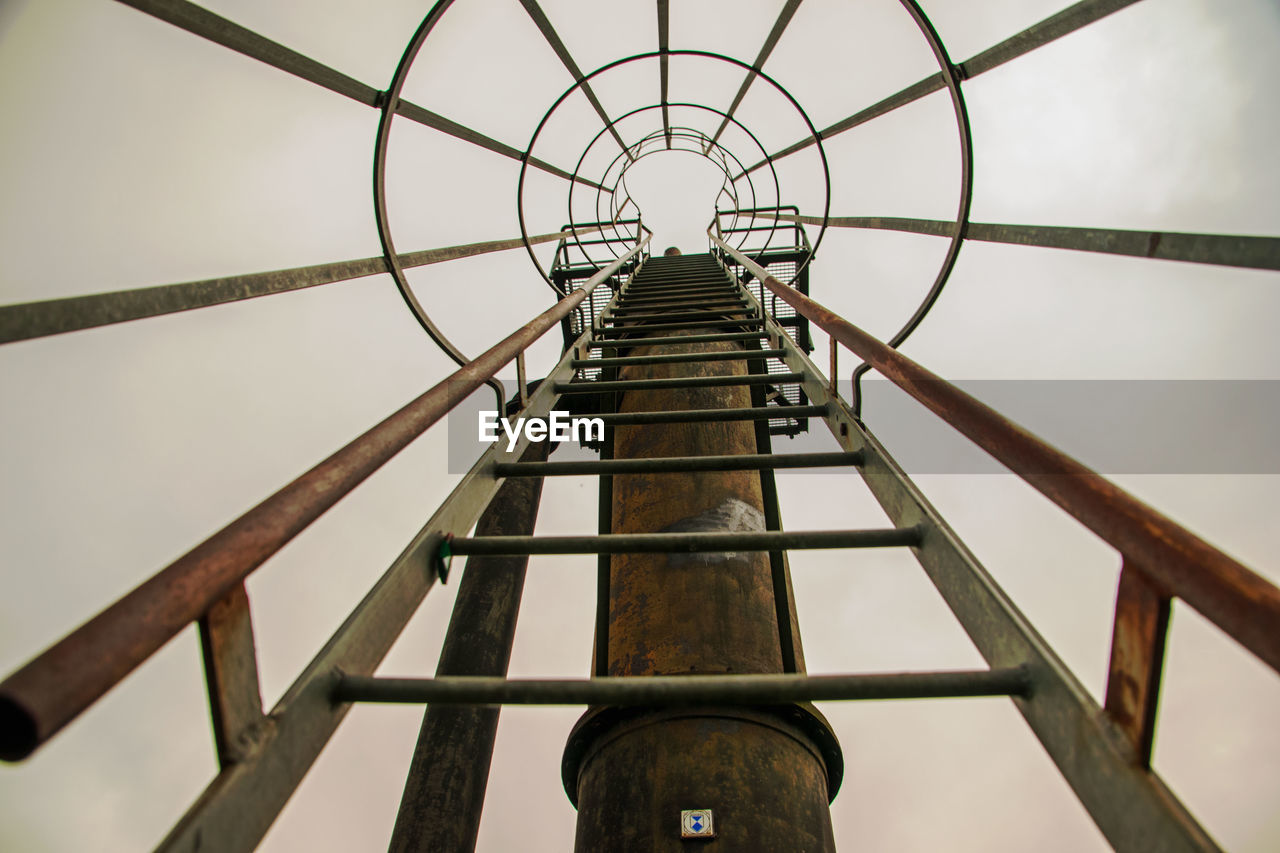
[1,0,1278,850]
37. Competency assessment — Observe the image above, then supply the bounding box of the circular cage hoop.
[563,101,788,275]
[515,49,832,293]
[370,0,971,400]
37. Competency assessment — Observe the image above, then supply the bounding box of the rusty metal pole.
[564,311,840,849]
[389,439,551,852]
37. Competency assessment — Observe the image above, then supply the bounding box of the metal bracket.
[434,534,455,584]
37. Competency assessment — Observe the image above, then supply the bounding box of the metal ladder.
[3,239,1275,852]
[358,249,1236,851]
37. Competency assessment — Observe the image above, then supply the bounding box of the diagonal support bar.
[519,0,633,161]
[705,0,804,152]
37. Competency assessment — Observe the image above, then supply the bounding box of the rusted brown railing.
[0,235,650,762]
[711,233,1280,682]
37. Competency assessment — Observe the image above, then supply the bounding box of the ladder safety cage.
[1,0,1278,851]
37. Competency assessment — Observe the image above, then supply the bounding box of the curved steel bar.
[599,121,760,255]
[518,50,830,291]
[614,126,773,254]
[584,122,763,263]
[595,125,756,234]
[593,134,726,262]
[630,130,748,225]
[618,108,778,253]
[370,0,506,411]
[849,0,974,416]
[557,97,787,279]
[571,105,773,265]
[692,136,746,226]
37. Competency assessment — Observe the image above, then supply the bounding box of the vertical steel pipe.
[564,258,839,850]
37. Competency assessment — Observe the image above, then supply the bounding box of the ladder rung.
[606,309,755,325]
[623,284,736,293]
[626,280,733,288]
[613,298,744,312]
[589,404,827,425]
[598,318,765,335]
[494,451,863,477]
[333,667,1032,705]
[632,273,723,282]
[627,277,730,285]
[573,348,787,367]
[619,292,741,301]
[616,299,742,312]
[621,288,735,300]
[631,281,725,288]
[556,372,803,394]
[449,527,921,555]
[588,331,768,348]
[629,276,727,284]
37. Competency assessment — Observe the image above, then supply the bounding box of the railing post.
[197,582,266,768]
[1104,558,1172,766]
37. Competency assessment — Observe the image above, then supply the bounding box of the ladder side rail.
[0,239,650,766]
[718,247,1228,852]
[155,321,609,853]
[713,233,1280,675]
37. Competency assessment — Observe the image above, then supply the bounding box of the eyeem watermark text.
[479,410,604,451]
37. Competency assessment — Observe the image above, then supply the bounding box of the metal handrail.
[0,235,651,762]
[711,232,1280,675]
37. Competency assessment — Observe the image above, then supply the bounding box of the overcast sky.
[1,0,1278,850]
